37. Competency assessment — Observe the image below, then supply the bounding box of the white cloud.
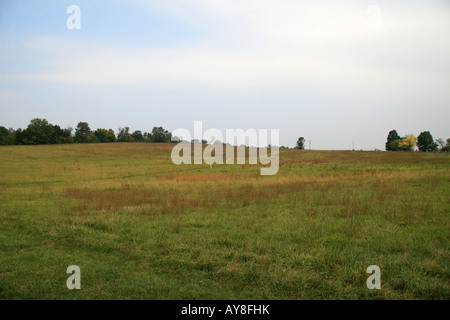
[2,0,450,100]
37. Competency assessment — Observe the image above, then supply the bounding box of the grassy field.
[0,143,448,299]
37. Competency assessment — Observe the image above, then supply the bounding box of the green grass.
[0,143,449,299]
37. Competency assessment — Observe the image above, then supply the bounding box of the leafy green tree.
[389,139,400,151]
[74,122,92,143]
[23,118,54,145]
[150,126,171,142]
[417,131,437,152]
[88,134,100,143]
[15,128,25,145]
[0,126,15,145]
[445,139,450,153]
[436,138,445,151]
[107,129,116,142]
[117,127,132,142]
[94,128,109,143]
[437,138,450,153]
[143,132,152,142]
[295,137,305,150]
[131,130,144,142]
[52,125,63,144]
[386,130,401,151]
[63,135,74,144]
[52,125,73,144]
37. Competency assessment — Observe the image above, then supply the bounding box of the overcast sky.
[0,0,449,149]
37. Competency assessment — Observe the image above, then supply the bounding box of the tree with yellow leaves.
[398,134,417,151]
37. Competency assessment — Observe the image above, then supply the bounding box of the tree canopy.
[295,137,305,150]
[385,130,401,151]
[0,118,176,146]
[1,119,449,153]
[417,131,437,152]
[384,129,448,152]
[74,122,92,143]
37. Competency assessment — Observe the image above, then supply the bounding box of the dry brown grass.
[65,186,210,214]
[158,173,239,181]
[63,167,427,218]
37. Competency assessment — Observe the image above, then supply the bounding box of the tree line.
[0,118,173,145]
[293,132,449,152]
[1,119,449,152]
[385,130,449,153]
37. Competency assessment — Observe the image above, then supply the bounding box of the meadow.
[0,143,448,299]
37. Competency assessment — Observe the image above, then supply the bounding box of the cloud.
[2,0,449,101]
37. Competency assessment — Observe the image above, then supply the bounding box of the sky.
[0,0,449,150]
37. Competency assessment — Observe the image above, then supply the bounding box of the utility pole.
[309,140,311,150]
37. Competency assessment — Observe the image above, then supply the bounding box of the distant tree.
[295,137,305,150]
[151,126,171,143]
[417,131,437,152]
[3,119,178,145]
[131,130,144,142]
[23,118,54,145]
[63,130,74,143]
[437,138,450,153]
[386,130,401,151]
[0,126,15,145]
[143,132,152,142]
[107,129,116,142]
[94,128,109,143]
[165,130,172,142]
[388,139,400,151]
[117,127,132,142]
[52,125,63,144]
[398,134,416,151]
[90,135,101,143]
[15,128,25,145]
[52,125,73,144]
[74,122,92,143]
[436,138,445,151]
[445,139,450,153]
